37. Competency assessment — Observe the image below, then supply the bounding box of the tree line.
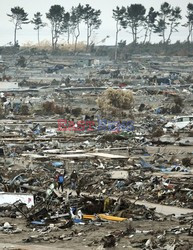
[7,4,101,51]
[6,2,193,54]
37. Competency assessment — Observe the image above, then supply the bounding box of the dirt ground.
[0,216,193,250]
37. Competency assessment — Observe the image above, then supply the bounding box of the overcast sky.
[0,0,192,46]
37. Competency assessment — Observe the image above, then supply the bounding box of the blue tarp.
[140,158,152,168]
[31,220,45,225]
[52,161,64,168]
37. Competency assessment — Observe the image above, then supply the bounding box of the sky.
[0,0,192,46]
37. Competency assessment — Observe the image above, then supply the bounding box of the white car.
[165,116,193,129]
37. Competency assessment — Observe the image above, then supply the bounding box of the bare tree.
[70,4,84,52]
[167,7,182,43]
[154,2,181,43]
[46,5,65,49]
[83,4,102,51]
[154,2,172,43]
[184,3,193,42]
[7,6,29,46]
[31,12,46,45]
[112,6,126,61]
[143,7,158,44]
[63,12,71,44]
[124,4,146,43]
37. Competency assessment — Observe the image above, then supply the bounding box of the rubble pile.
[0,52,193,248]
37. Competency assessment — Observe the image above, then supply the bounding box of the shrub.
[71,107,82,117]
[54,105,64,115]
[174,96,183,106]
[42,101,55,114]
[42,101,64,115]
[20,105,30,115]
[97,88,134,115]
